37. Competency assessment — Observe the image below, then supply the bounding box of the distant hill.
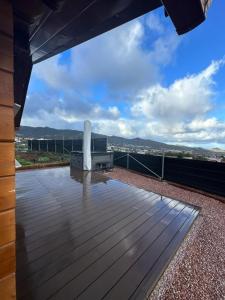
[17,126,212,154]
[16,126,104,139]
[108,136,214,154]
[211,147,225,153]
[109,136,186,151]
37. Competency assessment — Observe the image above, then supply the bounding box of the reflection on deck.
[16,167,198,300]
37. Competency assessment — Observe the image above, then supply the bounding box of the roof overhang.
[13,0,211,127]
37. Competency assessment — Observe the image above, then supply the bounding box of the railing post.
[47,140,48,152]
[38,140,40,152]
[55,139,57,153]
[126,153,129,169]
[92,138,95,152]
[161,151,165,181]
[31,139,32,152]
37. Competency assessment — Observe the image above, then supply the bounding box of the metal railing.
[113,151,225,198]
[114,152,165,181]
[26,138,107,154]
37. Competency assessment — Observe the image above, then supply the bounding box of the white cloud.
[24,12,225,148]
[146,14,165,34]
[188,117,225,131]
[149,33,181,66]
[108,106,120,118]
[128,59,225,145]
[93,119,136,138]
[24,57,225,147]
[25,13,181,137]
[131,60,224,124]
[33,56,72,90]
[54,104,120,123]
[33,14,180,98]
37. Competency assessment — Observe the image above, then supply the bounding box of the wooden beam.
[0,274,16,300]
[0,1,16,299]
[0,177,15,212]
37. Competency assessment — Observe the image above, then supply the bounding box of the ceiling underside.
[14,0,163,127]
[13,0,209,127]
[14,0,163,64]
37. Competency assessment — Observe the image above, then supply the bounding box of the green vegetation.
[16,157,33,166]
[16,151,70,167]
[37,156,50,162]
[194,155,207,161]
[164,151,192,159]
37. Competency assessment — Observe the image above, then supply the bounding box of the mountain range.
[17,126,213,154]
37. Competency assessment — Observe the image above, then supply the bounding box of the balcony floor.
[16,167,198,300]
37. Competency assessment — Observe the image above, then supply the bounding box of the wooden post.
[0,1,16,299]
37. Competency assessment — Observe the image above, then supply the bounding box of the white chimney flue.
[83,120,92,171]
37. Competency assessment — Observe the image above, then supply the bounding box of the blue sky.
[23,1,225,149]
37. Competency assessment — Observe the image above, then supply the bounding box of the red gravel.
[105,167,225,300]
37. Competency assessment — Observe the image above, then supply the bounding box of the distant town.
[108,145,225,162]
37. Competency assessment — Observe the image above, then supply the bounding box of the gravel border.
[105,168,225,300]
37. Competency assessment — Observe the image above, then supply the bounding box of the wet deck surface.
[16,167,198,300]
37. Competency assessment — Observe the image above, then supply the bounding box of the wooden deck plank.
[20,202,178,300]
[130,210,199,300]
[16,192,158,267]
[17,193,162,280]
[16,167,198,300]
[16,185,149,231]
[52,203,185,300]
[98,207,194,300]
[16,190,156,257]
[17,187,152,236]
[16,196,169,296]
[16,185,136,222]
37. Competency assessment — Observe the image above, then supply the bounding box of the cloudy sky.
[23,1,225,149]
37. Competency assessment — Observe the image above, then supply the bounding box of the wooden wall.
[0,0,16,299]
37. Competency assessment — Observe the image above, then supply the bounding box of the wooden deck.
[16,167,199,300]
